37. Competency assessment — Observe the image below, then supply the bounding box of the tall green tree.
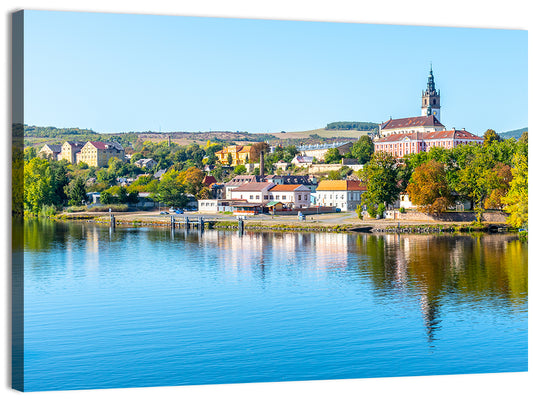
[351,135,374,164]
[24,157,53,213]
[502,152,528,228]
[65,177,88,206]
[361,152,400,207]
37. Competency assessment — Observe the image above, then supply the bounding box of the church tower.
[421,65,441,121]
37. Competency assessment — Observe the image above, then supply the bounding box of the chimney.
[260,150,265,177]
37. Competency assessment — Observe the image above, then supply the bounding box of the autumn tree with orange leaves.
[406,160,453,213]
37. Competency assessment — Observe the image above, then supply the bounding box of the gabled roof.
[86,141,124,151]
[268,184,309,192]
[231,182,274,192]
[226,175,263,185]
[316,180,367,191]
[202,175,217,186]
[64,141,86,149]
[380,115,444,130]
[41,144,62,152]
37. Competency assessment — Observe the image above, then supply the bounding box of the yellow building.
[215,145,252,166]
[59,141,86,164]
[76,141,125,167]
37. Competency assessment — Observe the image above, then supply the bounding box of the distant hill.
[499,127,528,140]
[325,121,379,132]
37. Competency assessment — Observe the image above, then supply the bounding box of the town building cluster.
[39,140,125,167]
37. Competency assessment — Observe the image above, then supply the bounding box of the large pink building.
[374,129,483,158]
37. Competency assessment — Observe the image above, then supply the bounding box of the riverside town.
[15,11,528,393]
[22,67,528,235]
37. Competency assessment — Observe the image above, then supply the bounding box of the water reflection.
[23,221,527,345]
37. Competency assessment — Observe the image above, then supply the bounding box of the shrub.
[367,205,377,218]
[399,207,406,213]
[88,204,129,212]
[377,203,386,217]
[39,204,58,218]
[356,204,364,220]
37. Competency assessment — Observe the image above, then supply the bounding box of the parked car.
[336,208,341,213]
[174,209,184,214]
[160,211,169,215]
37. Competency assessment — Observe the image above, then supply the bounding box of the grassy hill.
[499,127,527,140]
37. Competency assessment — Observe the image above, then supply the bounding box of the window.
[250,195,254,199]
[276,195,280,200]
[282,195,286,200]
[298,195,301,200]
[264,195,268,200]
[256,195,260,200]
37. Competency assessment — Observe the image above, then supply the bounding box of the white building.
[315,180,367,211]
[267,184,311,209]
[230,182,275,203]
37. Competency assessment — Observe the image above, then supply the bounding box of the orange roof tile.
[316,180,366,191]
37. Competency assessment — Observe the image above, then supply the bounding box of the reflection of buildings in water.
[313,233,348,270]
[83,225,101,277]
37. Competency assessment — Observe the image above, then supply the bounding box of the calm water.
[20,221,527,391]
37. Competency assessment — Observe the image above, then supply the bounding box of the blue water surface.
[22,222,528,391]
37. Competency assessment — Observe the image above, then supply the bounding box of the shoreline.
[46,210,517,235]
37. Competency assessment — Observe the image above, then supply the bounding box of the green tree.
[483,129,501,147]
[324,148,342,164]
[227,153,233,166]
[65,177,88,206]
[154,177,188,208]
[406,160,452,213]
[361,152,400,208]
[116,186,129,204]
[100,191,115,204]
[351,135,374,164]
[24,147,37,161]
[234,165,247,175]
[24,157,53,213]
[502,152,528,228]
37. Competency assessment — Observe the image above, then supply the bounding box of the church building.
[378,66,444,137]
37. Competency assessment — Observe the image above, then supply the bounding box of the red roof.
[375,129,482,143]
[380,115,444,130]
[203,176,217,186]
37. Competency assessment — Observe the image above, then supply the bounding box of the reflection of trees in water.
[350,233,527,342]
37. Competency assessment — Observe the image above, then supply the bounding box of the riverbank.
[51,209,516,234]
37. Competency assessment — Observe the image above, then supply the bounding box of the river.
[17,220,528,391]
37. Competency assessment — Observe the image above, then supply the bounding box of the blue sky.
[24,10,528,135]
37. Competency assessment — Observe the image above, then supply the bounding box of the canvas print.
[12,10,527,392]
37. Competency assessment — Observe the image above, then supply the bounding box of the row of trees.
[358,130,528,227]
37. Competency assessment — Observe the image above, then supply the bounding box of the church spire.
[421,65,441,121]
[427,65,436,92]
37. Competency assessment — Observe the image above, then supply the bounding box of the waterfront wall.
[308,163,364,174]
[385,210,508,223]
